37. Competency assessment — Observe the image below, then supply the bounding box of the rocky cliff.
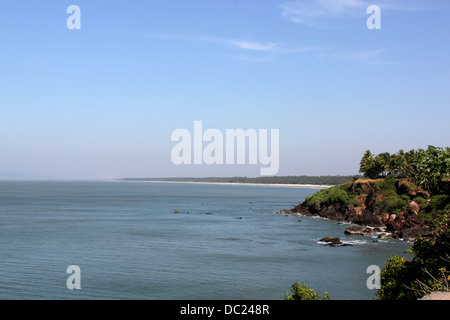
[287,178,435,240]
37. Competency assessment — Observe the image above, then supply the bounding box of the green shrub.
[304,185,353,208]
[374,194,410,215]
[376,256,415,300]
[424,195,450,213]
[377,233,450,300]
[374,174,397,192]
[283,281,329,300]
[412,196,427,207]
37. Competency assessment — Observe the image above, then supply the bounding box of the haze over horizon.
[1,1,449,180]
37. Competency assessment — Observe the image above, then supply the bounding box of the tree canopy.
[359,146,450,194]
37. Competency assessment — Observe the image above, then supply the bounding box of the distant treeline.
[120,175,359,186]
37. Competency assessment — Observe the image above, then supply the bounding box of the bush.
[304,184,353,208]
[372,174,410,215]
[412,196,427,207]
[420,195,450,228]
[283,281,329,300]
[374,194,410,215]
[424,195,450,213]
[377,233,450,300]
[376,256,414,300]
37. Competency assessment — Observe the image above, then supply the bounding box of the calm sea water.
[0,181,412,300]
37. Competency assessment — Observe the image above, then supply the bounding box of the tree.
[283,281,329,300]
[360,150,383,179]
[375,152,391,176]
[414,146,450,194]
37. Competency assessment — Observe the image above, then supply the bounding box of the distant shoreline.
[106,179,332,189]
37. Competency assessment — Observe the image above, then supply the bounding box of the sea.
[0,181,412,300]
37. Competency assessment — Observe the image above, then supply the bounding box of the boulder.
[345,226,381,236]
[406,201,420,215]
[345,226,365,235]
[319,237,343,246]
[378,232,393,239]
[353,209,384,227]
[419,292,450,300]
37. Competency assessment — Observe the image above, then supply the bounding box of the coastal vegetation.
[121,175,357,186]
[283,281,330,300]
[286,146,450,300]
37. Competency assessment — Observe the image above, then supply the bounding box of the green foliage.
[420,195,450,228]
[359,146,450,194]
[374,194,410,215]
[121,175,357,186]
[424,195,450,214]
[377,233,450,300]
[283,281,329,300]
[304,184,353,207]
[360,150,383,179]
[414,146,450,194]
[373,175,409,214]
[374,173,397,191]
[411,196,427,207]
[376,256,415,300]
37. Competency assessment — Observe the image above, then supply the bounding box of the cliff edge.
[287,176,445,240]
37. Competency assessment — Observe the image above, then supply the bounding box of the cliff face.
[289,178,433,240]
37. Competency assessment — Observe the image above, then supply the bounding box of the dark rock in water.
[205,212,213,215]
[345,226,365,235]
[319,237,342,246]
[378,232,393,239]
[345,226,380,236]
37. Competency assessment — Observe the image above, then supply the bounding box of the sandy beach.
[107,180,332,189]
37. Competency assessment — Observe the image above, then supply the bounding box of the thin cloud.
[135,33,390,65]
[281,0,366,26]
[280,0,435,26]
[230,40,278,52]
[136,33,320,61]
[319,48,394,65]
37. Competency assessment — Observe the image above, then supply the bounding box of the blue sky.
[0,0,449,179]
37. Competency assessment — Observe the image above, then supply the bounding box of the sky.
[0,0,449,180]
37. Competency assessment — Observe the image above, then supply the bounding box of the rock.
[353,209,383,227]
[378,232,393,239]
[415,191,431,200]
[345,226,381,236]
[396,179,416,195]
[345,226,365,235]
[405,201,420,217]
[174,210,180,213]
[276,209,293,215]
[419,292,450,300]
[398,227,425,240]
[319,237,342,246]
